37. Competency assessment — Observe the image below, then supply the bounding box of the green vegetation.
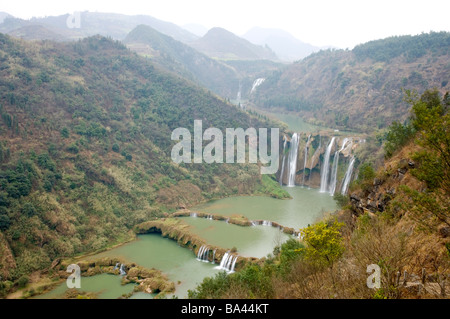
[383,121,415,158]
[399,89,450,229]
[0,33,286,290]
[353,32,450,63]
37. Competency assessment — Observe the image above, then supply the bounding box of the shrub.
[17,275,29,288]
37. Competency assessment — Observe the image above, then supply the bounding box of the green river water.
[37,187,336,299]
[37,112,338,299]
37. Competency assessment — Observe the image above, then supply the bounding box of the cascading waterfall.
[197,245,210,262]
[216,252,238,273]
[279,136,287,185]
[287,133,300,187]
[341,156,356,195]
[190,212,197,218]
[119,264,126,276]
[329,138,349,195]
[237,81,242,105]
[262,220,272,227]
[320,137,336,192]
[302,134,311,186]
[308,136,321,184]
[212,250,216,264]
[250,78,265,93]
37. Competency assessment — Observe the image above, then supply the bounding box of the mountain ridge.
[189,27,279,61]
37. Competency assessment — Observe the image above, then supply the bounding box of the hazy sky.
[1,0,449,48]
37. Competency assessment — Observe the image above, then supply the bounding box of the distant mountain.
[0,12,12,24]
[182,23,208,37]
[242,27,322,61]
[7,24,68,41]
[189,27,279,61]
[124,24,239,99]
[0,11,198,43]
[250,32,450,132]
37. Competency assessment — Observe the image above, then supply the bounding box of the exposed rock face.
[349,157,419,216]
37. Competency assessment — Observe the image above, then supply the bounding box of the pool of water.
[182,217,291,258]
[37,187,337,299]
[193,186,337,230]
[37,273,137,299]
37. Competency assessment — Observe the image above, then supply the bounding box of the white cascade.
[119,264,126,276]
[262,220,272,226]
[329,138,350,195]
[320,137,336,192]
[341,156,356,195]
[279,136,287,185]
[287,133,300,187]
[251,78,265,93]
[190,212,197,218]
[302,134,312,186]
[237,81,242,105]
[216,252,238,273]
[309,135,322,183]
[197,245,210,262]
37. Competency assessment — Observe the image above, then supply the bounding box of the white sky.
[1,0,449,48]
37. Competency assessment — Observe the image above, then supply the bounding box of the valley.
[0,8,448,301]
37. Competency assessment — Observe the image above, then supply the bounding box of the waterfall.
[320,137,336,192]
[279,136,287,185]
[197,245,210,262]
[216,252,238,273]
[287,133,300,187]
[341,156,356,195]
[251,78,265,93]
[262,220,272,226]
[329,138,349,195]
[212,249,216,264]
[119,264,126,276]
[190,212,197,218]
[237,81,242,105]
[302,134,311,186]
[309,135,322,183]
[114,262,119,271]
[207,215,213,220]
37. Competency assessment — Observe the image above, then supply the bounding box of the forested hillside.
[251,32,450,132]
[0,33,286,286]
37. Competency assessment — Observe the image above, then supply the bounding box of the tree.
[298,220,344,269]
[401,89,450,228]
[384,121,415,158]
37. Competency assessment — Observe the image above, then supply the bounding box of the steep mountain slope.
[251,32,450,132]
[0,33,285,283]
[189,27,279,61]
[242,27,322,62]
[124,25,240,99]
[0,11,198,43]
